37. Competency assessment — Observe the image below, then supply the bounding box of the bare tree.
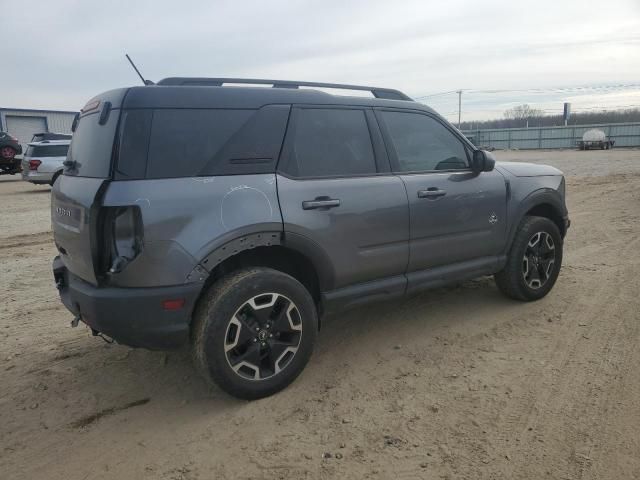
[459,108,640,131]
[504,104,545,121]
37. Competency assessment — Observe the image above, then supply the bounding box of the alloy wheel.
[224,293,302,380]
[522,231,556,289]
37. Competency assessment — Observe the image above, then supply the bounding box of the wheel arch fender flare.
[192,229,335,293]
[280,232,336,292]
[506,188,567,252]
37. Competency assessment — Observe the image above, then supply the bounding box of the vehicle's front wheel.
[494,216,563,301]
[192,267,318,399]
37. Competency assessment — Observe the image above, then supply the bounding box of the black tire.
[50,171,62,186]
[192,267,318,399]
[494,216,563,301]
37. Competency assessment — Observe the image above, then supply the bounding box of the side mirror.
[471,150,496,173]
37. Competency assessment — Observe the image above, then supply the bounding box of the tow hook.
[91,329,114,344]
[71,314,81,328]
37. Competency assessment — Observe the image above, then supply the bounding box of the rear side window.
[147,109,254,179]
[281,108,376,177]
[115,106,290,179]
[116,110,153,179]
[66,111,119,178]
[25,144,69,157]
[380,111,469,172]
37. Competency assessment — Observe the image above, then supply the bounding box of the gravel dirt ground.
[1,149,639,480]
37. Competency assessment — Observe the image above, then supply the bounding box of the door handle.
[417,188,446,199]
[302,197,341,210]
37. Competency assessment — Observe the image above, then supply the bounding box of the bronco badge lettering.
[56,207,72,217]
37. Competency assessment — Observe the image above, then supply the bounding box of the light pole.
[457,90,463,128]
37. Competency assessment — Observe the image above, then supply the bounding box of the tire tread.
[495,216,562,301]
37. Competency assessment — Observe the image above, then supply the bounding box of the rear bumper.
[22,170,54,183]
[52,256,203,350]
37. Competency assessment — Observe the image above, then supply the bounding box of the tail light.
[98,206,143,275]
[29,159,42,170]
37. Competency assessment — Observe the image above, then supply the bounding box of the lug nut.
[269,333,273,338]
[253,338,257,342]
[265,323,270,329]
[255,327,260,331]
[261,342,266,347]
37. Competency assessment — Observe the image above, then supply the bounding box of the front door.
[375,109,507,274]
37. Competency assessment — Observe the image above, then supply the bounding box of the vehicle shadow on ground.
[43,276,519,426]
[8,188,51,195]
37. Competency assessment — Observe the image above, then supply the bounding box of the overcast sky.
[2,0,639,121]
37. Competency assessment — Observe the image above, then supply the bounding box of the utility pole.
[457,90,463,128]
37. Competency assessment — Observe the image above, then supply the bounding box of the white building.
[0,108,77,150]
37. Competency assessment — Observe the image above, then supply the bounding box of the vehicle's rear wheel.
[494,216,563,301]
[192,267,318,399]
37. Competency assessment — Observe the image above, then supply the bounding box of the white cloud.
[1,0,638,120]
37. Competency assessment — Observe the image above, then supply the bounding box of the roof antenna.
[125,54,154,85]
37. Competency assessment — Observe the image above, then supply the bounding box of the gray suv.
[51,78,569,399]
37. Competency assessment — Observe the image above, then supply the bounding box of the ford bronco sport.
[52,78,569,399]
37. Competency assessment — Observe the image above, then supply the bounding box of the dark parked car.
[51,78,569,399]
[0,131,23,175]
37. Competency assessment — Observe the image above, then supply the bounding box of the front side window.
[380,111,469,172]
[282,108,376,177]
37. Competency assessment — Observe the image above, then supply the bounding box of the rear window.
[115,105,290,179]
[66,110,119,178]
[25,144,69,157]
[31,133,72,142]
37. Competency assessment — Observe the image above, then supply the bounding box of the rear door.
[51,94,123,284]
[375,109,507,274]
[277,106,409,291]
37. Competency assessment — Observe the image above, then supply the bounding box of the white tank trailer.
[577,129,614,150]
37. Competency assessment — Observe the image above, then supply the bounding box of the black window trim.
[374,107,476,175]
[276,104,390,180]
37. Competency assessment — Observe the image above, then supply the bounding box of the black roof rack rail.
[156,77,413,101]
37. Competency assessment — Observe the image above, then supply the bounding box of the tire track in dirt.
[489,175,640,479]
[0,231,53,250]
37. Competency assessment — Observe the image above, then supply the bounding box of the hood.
[496,161,563,177]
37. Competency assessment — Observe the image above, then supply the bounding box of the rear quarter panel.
[102,174,282,287]
[37,156,66,174]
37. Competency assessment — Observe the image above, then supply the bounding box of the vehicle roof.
[32,132,71,135]
[27,139,71,146]
[119,85,436,114]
